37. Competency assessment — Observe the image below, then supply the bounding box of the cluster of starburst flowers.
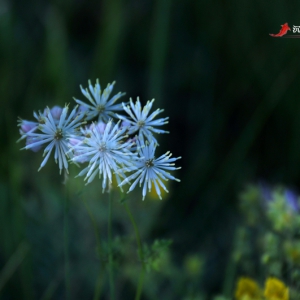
[18,79,181,199]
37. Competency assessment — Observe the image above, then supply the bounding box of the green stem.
[83,198,103,258]
[82,198,104,300]
[135,269,145,300]
[123,202,145,300]
[93,267,105,300]
[222,228,238,297]
[64,184,71,300]
[108,190,115,300]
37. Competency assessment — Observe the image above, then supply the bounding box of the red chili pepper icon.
[269,23,291,37]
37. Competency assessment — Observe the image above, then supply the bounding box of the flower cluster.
[18,79,181,199]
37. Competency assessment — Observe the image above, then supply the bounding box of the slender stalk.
[0,241,29,293]
[123,202,146,300]
[222,228,238,297]
[64,182,71,300]
[108,189,115,300]
[135,269,145,300]
[93,267,105,300]
[82,198,104,300]
[83,198,103,259]
[123,203,142,255]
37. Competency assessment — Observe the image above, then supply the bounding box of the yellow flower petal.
[235,277,262,300]
[264,277,289,300]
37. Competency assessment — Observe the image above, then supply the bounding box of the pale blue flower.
[20,105,86,173]
[74,79,125,122]
[118,137,181,200]
[116,97,169,145]
[69,120,136,191]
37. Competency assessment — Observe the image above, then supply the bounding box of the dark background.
[1,0,300,299]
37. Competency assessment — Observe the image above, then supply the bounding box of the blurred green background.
[1,0,300,299]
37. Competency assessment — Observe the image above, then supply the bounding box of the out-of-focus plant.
[211,180,300,297]
[184,254,204,278]
[239,185,262,226]
[215,184,300,299]
[266,189,300,233]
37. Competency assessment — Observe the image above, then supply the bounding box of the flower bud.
[50,106,63,120]
[26,136,42,152]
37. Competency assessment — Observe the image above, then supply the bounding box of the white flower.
[116,97,169,145]
[20,105,86,173]
[69,120,137,192]
[118,137,181,200]
[74,79,125,122]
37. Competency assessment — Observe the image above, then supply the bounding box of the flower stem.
[108,189,115,300]
[64,184,71,300]
[82,197,104,300]
[83,198,103,257]
[135,268,145,300]
[123,202,145,300]
[93,267,105,300]
[222,228,238,297]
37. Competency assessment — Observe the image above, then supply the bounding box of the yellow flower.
[264,277,289,300]
[235,277,262,300]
